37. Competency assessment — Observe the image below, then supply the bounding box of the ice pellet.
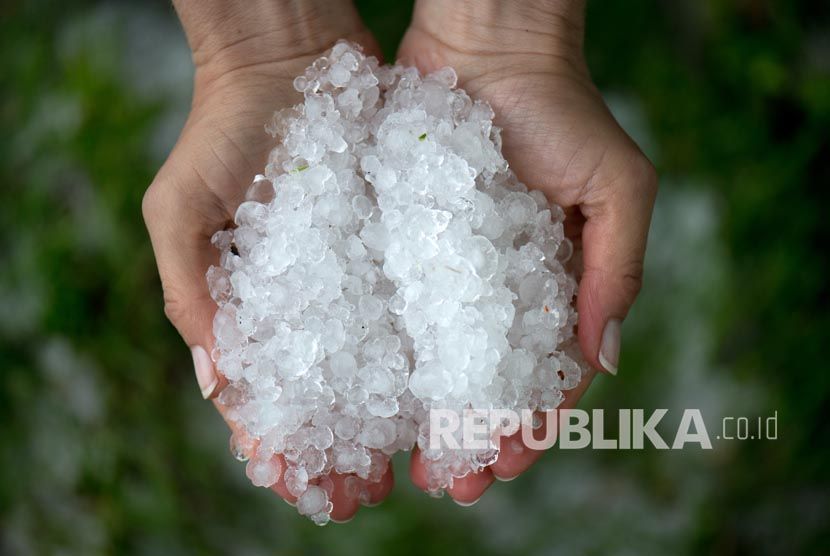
[209,41,586,522]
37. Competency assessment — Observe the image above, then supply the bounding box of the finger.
[324,459,395,521]
[409,448,495,505]
[409,447,430,491]
[328,473,362,522]
[213,343,393,517]
[576,153,657,375]
[212,398,300,506]
[214,404,302,507]
[142,173,231,399]
[269,465,299,505]
[216,384,394,519]
[363,462,394,506]
[490,418,548,482]
[490,367,597,480]
[446,468,495,506]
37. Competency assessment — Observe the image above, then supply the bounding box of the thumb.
[576,154,657,375]
[142,175,230,399]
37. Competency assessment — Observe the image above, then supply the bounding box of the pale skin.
[143,0,657,519]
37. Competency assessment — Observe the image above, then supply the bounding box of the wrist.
[174,0,369,84]
[410,0,586,61]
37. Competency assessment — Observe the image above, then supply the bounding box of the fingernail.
[598,319,621,375]
[454,497,481,507]
[191,345,218,399]
[494,474,519,482]
[331,515,356,524]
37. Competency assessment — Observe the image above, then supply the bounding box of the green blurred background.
[1,1,828,554]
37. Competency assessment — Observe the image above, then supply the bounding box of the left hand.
[398,0,657,504]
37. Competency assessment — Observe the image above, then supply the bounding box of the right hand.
[142,1,390,522]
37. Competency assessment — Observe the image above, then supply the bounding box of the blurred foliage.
[1,0,828,555]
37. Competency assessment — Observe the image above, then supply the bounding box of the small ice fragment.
[297,485,328,516]
[246,453,282,488]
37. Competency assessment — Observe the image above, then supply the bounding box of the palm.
[399,29,640,208]
[156,72,302,228]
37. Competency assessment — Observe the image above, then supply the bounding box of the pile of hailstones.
[207,41,585,525]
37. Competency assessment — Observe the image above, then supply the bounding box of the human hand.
[141,0,389,521]
[398,0,657,503]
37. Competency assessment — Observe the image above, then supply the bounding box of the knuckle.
[620,260,645,301]
[141,179,176,224]
[626,153,658,197]
[590,149,658,208]
[142,167,198,218]
[160,282,212,344]
[144,169,232,232]
[162,291,189,329]
[141,183,161,223]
